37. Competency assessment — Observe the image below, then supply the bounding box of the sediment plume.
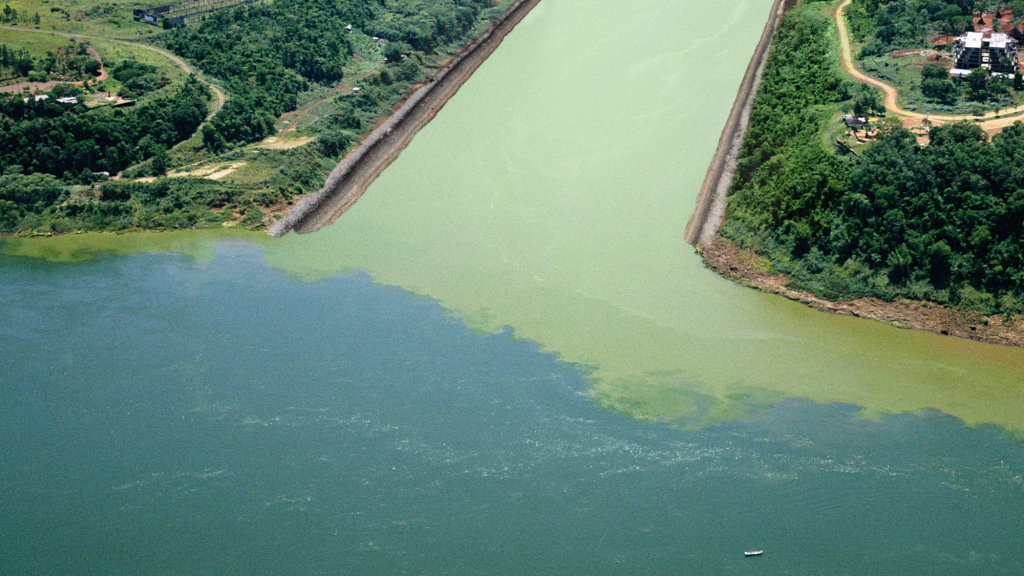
[269,0,542,236]
[683,0,794,247]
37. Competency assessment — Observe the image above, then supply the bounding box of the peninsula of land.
[689,0,1024,346]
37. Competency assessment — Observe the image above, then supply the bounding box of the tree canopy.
[722,4,1024,316]
[166,0,500,148]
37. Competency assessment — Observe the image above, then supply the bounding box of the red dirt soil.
[700,236,1024,347]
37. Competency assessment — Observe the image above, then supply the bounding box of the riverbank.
[700,236,1024,347]
[269,0,542,236]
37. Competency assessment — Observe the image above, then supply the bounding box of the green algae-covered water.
[4,0,1024,573]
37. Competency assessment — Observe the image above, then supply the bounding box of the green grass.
[0,26,73,52]
[0,28,184,79]
[858,49,1023,115]
[88,37,188,82]
[0,0,189,89]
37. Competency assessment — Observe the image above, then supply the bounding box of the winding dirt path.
[84,45,108,82]
[0,25,225,120]
[834,0,1024,132]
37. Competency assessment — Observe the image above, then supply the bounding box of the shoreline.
[269,0,542,236]
[700,236,1024,347]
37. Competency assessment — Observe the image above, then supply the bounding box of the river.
[3,0,1024,574]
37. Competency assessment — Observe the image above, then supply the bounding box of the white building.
[953,31,1018,75]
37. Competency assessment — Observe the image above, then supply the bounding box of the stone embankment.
[683,0,795,247]
[269,0,542,236]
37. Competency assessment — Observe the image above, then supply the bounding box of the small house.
[843,115,866,130]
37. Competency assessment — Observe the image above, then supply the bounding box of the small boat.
[744,550,763,557]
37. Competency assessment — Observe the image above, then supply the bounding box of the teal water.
[4,0,1024,573]
[2,245,1023,575]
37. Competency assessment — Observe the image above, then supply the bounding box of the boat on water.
[744,550,763,557]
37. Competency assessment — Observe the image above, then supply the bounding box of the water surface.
[3,0,1024,573]
[11,0,1024,430]
[2,247,1023,575]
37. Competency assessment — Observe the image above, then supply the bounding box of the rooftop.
[962,31,983,48]
[959,31,1015,49]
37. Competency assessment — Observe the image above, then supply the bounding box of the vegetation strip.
[268,0,542,236]
[683,0,794,247]
[702,236,1024,346]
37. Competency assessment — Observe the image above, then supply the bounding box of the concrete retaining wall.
[683,0,796,248]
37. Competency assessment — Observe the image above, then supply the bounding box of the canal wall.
[269,0,542,236]
[683,0,795,247]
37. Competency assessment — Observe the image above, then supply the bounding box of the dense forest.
[166,0,500,149]
[0,76,209,179]
[721,2,1024,317]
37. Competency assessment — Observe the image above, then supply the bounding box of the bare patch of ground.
[166,161,247,180]
[206,163,246,180]
[257,135,313,150]
[700,236,1024,347]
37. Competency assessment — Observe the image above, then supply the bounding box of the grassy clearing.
[0,29,180,72]
[1,4,188,96]
[88,37,187,81]
[0,26,71,52]
[859,49,1024,115]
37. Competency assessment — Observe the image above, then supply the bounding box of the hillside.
[0,0,513,234]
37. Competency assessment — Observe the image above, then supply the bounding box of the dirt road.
[834,0,1024,133]
[0,25,225,120]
